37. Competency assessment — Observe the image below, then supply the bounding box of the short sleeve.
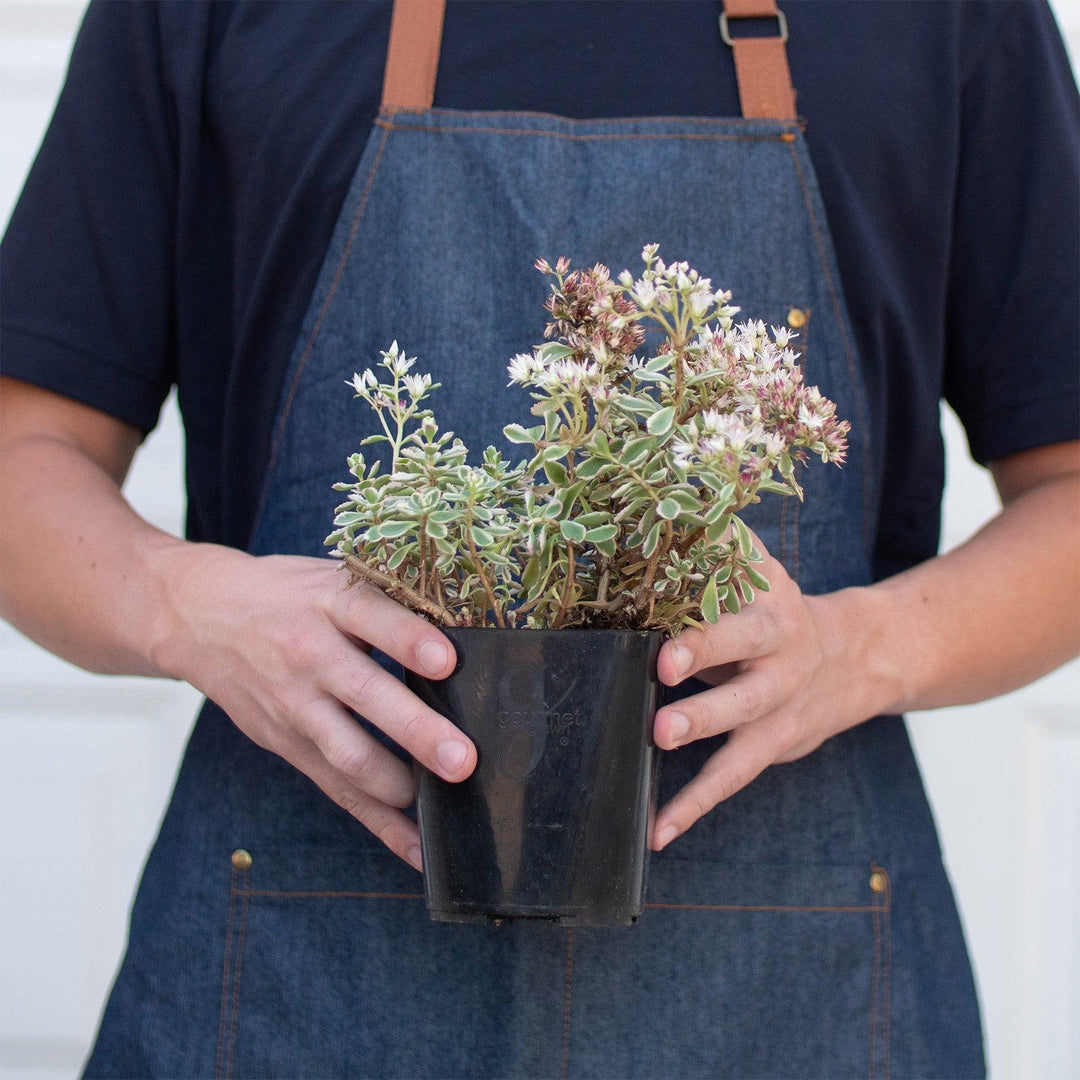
[0,1,177,436]
[943,0,1079,466]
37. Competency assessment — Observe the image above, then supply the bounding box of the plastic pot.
[404,626,663,927]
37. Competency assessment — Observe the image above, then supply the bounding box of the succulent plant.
[326,245,848,632]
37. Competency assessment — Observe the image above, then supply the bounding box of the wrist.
[144,539,249,683]
[808,584,911,720]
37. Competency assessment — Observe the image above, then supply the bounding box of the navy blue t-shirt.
[2,0,1077,579]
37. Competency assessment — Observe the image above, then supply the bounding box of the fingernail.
[407,846,423,872]
[665,711,690,744]
[436,739,468,775]
[655,823,678,849]
[417,639,449,676]
[668,643,690,678]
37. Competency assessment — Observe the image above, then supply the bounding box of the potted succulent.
[326,245,849,926]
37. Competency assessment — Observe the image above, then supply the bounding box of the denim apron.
[84,2,986,1077]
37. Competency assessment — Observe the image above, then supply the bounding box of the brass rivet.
[869,869,887,894]
[786,307,808,329]
[231,849,252,871]
[780,131,796,143]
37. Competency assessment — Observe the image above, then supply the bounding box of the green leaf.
[614,393,659,416]
[544,459,569,486]
[642,520,663,558]
[737,576,755,605]
[503,423,536,444]
[584,524,618,543]
[722,583,741,614]
[705,517,731,542]
[744,564,771,591]
[701,575,721,623]
[646,405,676,437]
[589,428,611,456]
[703,500,734,525]
[470,525,494,547]
[577,511,609,527]
[573,456,608,480]
[386,544,413,571]
[560,519,587,544]
[733,516,754,557]
[666,488,702,512]
[424,520,448,539]
[656,497,681,520]
[539,342,576,362]
[539,444,570,463]
[376,520,414,539]
[521,557,541,591]
[595,538,618,558]
[622,435,655,468]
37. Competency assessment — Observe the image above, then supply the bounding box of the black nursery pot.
[404,627,663,927]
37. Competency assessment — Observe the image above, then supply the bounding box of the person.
[1,0,1077,1076]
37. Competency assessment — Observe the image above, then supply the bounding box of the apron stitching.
[560,928,575,1080]
[374,119,794,144]
[235,889,424,899]
[785,141,874,547]
[644,902,886,913]
[229,891,885,912]
[213,865,238,1080]
[881,869,892,1080]
[792,310,807,584]
[391,106,805,128]
[869,905,880,1080]
[261,121,393,500]
[224,869,251,1080]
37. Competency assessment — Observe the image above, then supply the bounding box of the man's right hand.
[157,548,475,871]
[0,377,474,872]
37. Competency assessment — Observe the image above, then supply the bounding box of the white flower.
[798,403,825,430]
[688,286,715,319]
[763,432,786,457]
[382,340,416,377]
[619,269,634,287]
[672,438,695,467]
[403,373,431,399]
[507,352,534,384]
[632,279,657,307]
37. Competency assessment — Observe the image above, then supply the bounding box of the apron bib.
[85,3,985,1077]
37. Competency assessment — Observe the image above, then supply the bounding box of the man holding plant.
[1,1,1077,1076]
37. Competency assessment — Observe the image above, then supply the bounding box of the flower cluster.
[327,246,849,632]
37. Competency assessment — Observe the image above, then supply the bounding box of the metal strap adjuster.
[719,7,789,46]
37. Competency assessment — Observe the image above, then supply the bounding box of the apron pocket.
[568,858,892,1080]
[214,847,890,1080]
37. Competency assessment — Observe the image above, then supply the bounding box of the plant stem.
[343,555,458,626]
[553,542,576,628]
[465,507,505,628]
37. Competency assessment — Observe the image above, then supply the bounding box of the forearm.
[0,430,189,676]
[844,471,1079,716]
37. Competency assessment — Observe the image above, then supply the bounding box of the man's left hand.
[650,534,884,850]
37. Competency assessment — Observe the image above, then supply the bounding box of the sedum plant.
[326,245,849,633]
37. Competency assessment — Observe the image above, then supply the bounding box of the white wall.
[1,2,1078,1077]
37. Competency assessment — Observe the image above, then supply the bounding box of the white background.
[1,2,1078,1077]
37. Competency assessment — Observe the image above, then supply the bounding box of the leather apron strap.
[381,0,446,111]
[720,0,797,120]
[380,0,796,120]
